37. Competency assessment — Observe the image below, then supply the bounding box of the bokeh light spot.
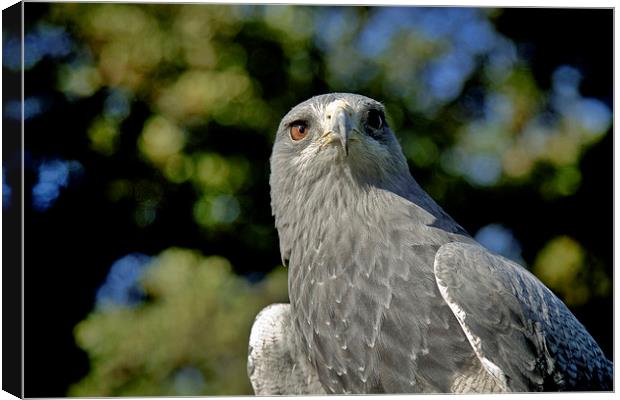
[32,159,83,211]
[463,153,502,186]
[164,154,194,184]
[5,97,49,120]
[474,223,523,263]
[172,367,206,395]
[96,253,153,309]
[574,98,612,135]
[404,136,439,167]
[58,64,102,98]
[139,115,186,165]
[3,168,12,210]
[24,24,72,69]
[193,194,241,228]
[88,116,120,155]
[210,194,241,224]
[104,88,132,120]
[541,166,582,199]
[533,236,588,306]
[3,36,21,70]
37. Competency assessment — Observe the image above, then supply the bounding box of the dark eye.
[367,109,384,130]
[290,121,308,141]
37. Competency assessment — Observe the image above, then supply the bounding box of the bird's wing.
[247,303,326,395]
[433,242,613,391]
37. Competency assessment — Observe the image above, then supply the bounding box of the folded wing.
[434,242,612,391]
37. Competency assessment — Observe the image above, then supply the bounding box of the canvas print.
[2,3,613,396]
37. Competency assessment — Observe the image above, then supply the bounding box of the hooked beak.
[322,100,354,156]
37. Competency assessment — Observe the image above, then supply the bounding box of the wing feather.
[434,242,613,391]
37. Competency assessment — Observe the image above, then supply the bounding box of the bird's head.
[269,94,414,264]
[270,93,410,192]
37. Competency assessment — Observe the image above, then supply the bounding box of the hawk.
[247,93,612,394]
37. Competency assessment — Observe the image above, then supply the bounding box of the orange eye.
[290,123,308,141]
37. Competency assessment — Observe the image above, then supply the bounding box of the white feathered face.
[271,93,409,184]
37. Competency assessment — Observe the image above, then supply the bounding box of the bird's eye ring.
[290,122,308,141]
[367,109,384,130]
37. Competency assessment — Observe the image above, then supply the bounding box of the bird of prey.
[247,93,613,394]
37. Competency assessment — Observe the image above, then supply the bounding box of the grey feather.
[249,93,612,394]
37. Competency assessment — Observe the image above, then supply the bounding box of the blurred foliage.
[16,3,611,396]
[533,236,611,307]
[70,248,288,396]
